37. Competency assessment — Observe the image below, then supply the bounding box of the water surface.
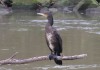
[0,10,100,70]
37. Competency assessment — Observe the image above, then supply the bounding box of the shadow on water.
[0,9,100,70]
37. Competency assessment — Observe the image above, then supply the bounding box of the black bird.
[0,0,12,12]
[37,12,62,65]
[96,0,100,3]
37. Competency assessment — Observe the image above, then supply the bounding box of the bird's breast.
[47,33,52,41]
[46,33,54,50]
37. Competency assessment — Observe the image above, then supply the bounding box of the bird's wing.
[45,26,62,53]
[51,29,62,53]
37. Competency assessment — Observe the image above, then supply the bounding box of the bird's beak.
[37,13,47,17]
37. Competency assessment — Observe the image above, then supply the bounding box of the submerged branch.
[0,53,87,65]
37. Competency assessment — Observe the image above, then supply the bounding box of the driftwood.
[0,52,87,65]
[0,52,87,66]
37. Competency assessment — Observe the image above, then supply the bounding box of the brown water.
[0,10,100,70]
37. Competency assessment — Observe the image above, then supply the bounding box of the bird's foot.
[61,53,63,57]
[49,54,55,60]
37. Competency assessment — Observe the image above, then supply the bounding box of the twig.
[8,52,18,59]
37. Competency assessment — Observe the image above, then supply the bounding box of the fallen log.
[0,52,87,66]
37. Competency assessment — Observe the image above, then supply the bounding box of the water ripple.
[33,64,100,70]
[28,19,97,23]
[9,28,28,32]
[14,19,100,34]
[0,67,12,70]
[0,64,100,70]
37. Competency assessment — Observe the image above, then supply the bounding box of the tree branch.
[0,53,87,66]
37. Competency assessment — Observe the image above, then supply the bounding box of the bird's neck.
[46,16,53,26]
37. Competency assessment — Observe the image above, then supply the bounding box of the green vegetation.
[12,0,99,7]
[13,0,33,5]
[13,0,50,5]
[4,0,100,12]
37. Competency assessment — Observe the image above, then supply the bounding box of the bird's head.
[37,11,53,26]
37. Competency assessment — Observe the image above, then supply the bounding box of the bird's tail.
[54,53,62,65]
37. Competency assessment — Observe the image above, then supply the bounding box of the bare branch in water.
[0,53,87,66]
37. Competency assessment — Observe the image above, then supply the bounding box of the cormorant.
[96,0,100,3]
[37,12,62,65]
[0,0,12,12]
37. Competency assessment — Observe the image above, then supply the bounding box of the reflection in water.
[0,10,100,70]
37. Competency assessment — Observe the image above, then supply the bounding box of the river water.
[0,10,100,70]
